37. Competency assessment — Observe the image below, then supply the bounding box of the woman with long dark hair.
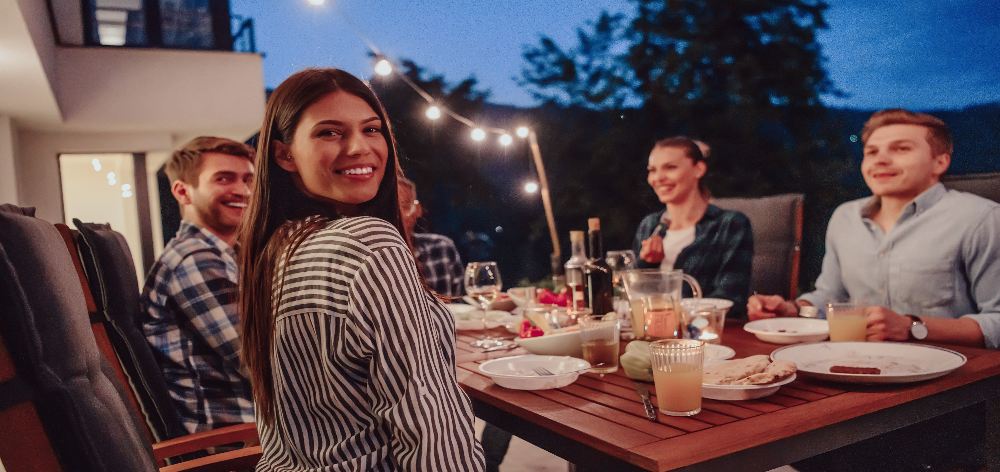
[238,68,484,470]
[633,136,753,317]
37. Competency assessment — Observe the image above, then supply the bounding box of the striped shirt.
[257,217,485,471]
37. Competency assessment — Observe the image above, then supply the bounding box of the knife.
[634,383,658,422]
[482,343,518,353]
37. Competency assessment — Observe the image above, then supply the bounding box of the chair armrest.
[153,423,258,461]
[159,445,261,472]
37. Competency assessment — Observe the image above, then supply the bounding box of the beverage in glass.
[827,302,867,342]
[578,312,620,374]
[650,339,704,416]
[465,262,503,348]
[620,269,702,341]
[643,294,681,339]
[681,300,726,344]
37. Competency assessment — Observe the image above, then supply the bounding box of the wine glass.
[605,250,636,287]
[465,261,503,348]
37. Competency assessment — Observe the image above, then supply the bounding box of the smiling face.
[177,152,254,240]
[647,145,706,205]
[277,90,389,214]
[861,124,950,201]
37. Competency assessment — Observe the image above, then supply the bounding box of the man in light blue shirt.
[749,109,1000,348]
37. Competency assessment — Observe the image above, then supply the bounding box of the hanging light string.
[319,0,527,146]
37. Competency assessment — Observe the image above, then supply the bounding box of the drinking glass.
[681,300,726,344]
[465,262,503,348]
[827,302,868,342]
[605,250,637,287]
[578,312,620,374]
[650,339,704,416]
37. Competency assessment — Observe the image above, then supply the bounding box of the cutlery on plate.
[481,343,518,353]
[531,363,606,376]
[634,383,658,422]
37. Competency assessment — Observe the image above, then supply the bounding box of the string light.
[516,126,530,138]
[523,181,539,194]
[470,128,487,142]
[374,58,393,76]
[91,158,102,172]
[498,134,513,146]
[425,105,442,120]
[306,0,325,5]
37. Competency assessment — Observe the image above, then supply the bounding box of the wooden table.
[456,323,1000,471]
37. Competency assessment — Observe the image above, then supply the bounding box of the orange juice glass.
[649,339,704,416]
[827,302,868,342]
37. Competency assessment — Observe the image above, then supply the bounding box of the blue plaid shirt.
[413,233,465,297]
[140,221,254,433]
[633,205,754,318]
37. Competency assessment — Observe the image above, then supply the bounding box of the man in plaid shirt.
[399,177,464,296]
[141,137,255,433]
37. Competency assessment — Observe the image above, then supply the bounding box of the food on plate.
[519,319,545,339]
[620,340,653,382]
[537,288,569,307]
[703,355,797,385]
[830,365,881,375]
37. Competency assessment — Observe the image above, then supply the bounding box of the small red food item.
[518,319,545,338]
[537,288,569,307]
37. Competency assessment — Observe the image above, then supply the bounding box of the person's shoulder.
[414,232,458,248]
[638,210,662,228]
[159,232,224,269]
[942,188,1000,214]
[307,216,406,252]
[830,197,869,221]
[709,205,751,227]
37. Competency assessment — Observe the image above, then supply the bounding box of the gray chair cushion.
[0,207,156,471]
[942,173,1000,203]
[74,219,189,442]
[713,194,803,298]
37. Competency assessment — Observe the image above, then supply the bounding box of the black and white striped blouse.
[256,217,485,471]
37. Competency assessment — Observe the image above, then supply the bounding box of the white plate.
[478,355,590,390]
[705,344,736,362]
[451,306,521,332]
[515,329,582,357]
[771,342,966,384]
[682,297,735,311]
[744,318,829,344]
[702,373,797,401]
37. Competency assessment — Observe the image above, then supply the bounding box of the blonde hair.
[165,136,254,184]
[861,109,953,156]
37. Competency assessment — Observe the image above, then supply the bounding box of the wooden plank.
[536,389,686,440]
[573,376,713,432]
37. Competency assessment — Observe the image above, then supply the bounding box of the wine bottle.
[585,218,614,316]
[564,231,588,310]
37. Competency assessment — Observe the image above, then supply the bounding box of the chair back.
[942,172,1000,203]
[713,194,804,298]
[73,219,189,442]
[0,206,157,471]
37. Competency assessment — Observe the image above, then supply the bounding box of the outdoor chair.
[0,205,260,471]
[942,172,1000,203]
[712,193,804,299]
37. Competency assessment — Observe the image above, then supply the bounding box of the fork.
[532,364,605,376]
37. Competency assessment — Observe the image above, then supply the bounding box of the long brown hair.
[237,68,408,425]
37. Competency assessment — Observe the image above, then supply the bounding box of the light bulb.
[425,105,442,120]
[515,126,530,138]
[91,158,102,172]
[470,128,486,141]
[523,181,539,194]
[498,134,513,146]
[306,0,325,5]
[374,58,393,76]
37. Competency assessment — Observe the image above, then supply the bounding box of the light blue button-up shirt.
[799,183,1000,348]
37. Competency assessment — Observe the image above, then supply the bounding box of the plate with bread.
[701,355,798,400]
[770,342,966,384]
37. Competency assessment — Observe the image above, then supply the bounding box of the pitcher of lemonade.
[620,269,702,340]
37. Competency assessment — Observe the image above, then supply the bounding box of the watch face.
[911,323,929,340]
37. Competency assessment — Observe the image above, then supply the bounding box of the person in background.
[633,136,753,318]
[140,136,255,433]
[748,109,1000,349]
[398,177,465,297]
[238,68,484,471]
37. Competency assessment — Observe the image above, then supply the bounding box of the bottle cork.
[588,217,601,231]
[570,230,585,243]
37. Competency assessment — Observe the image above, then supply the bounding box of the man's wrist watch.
[906,314,928,341]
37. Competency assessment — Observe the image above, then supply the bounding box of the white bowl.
[515,329,582,357]
[478,355,590,390]
[702,373,797,400]
[682,297,735,314]
[744,318,829,344]
[451,306,521,332]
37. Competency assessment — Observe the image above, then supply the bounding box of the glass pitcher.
[620,269,702,340]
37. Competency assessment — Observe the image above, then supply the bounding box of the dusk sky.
[231,0,1000,110]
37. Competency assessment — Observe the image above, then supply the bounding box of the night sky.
[231,0,1000,110]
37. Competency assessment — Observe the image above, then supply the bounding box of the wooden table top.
[455,323,1000,471]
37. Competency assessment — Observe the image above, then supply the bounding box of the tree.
[520,0,853,285]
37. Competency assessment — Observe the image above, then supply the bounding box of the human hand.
[747,294,800,320]
[639,235,664,264]
[865,306,910,341]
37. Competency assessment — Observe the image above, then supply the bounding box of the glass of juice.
[650,339,704,416]
[826,302,868,342]
[578,312,620,374]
